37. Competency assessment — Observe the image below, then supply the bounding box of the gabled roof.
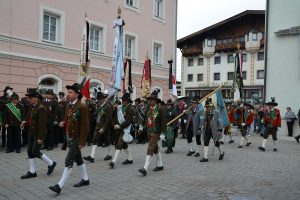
[177,10,265,48]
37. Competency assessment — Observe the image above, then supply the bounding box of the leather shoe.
[83,156,94,163]
[295,137,299,143]
[258,146,265,151]
[200,158,208,162]
[186,151,195,156]
[16,149,21,153]
[228,140,234,144]
[220,141,224,145]
[219,152,225,160]
[165,148,172,154]
[245,142,252,146]
[21,171,37,179]
[194,153,200,157]
[237,145,243,148]
[109,161,115,169]
[5,149,13,153]
[73,179,90,187]
[122,159,133,165]
[153,166,164,171]
[138,168,147,176]
[47,161,56,175]
[273,148,277,152]
[49,184,61,194]
[104,155,112,161]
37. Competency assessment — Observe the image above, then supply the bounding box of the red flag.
[141,59,151,97]
[81,78,90,99]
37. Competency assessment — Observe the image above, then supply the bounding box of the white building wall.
[266,0,300,136]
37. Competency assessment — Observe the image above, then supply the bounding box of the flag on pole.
[168,60,177,100]
[141,58,151,97]
[108,17,125,97]
[233,52,244,101]
[123,58,133,93]
[200,90,230,126]
[78,15,90,99]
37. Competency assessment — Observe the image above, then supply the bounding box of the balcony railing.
[181,47,202,57]
[215,42,245,52]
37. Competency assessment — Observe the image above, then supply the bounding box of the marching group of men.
[0,84,284,195]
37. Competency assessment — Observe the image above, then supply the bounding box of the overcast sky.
[176,0,266,79]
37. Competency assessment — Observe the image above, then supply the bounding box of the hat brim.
[244,103,254,109]
[266,102,278,106]
[66,85,80,93]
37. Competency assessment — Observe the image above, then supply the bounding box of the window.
[43,13,58,42]
[242,71,247,80]
[153,42,163,65]
[89,25,103,52]
[214,73,220,81]
[187,74,193,82]
[242,53,247,62]
[216,40,222,45]
[197,74,203,82]
[188,59,194,66]
[125,35,136,58]
[227,72,234,80]
[153,0,164,19]
[207,39,212,47]
[198,58,203,66]
[239,36,245,42]
[258,52,264,61]
[214,56,221,64]
[227,54,234,63]
[257,70,264,79]
[252,33,257,41]
[126,0,138,8]
[40,6,65,44]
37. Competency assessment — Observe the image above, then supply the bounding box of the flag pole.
[167,84,224,126]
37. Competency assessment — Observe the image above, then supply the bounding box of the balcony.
[181,47,203,57]
[215,42,245,52]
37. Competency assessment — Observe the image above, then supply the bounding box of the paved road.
[0,135,299,200]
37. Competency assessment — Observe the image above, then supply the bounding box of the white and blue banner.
[109,18,125,97]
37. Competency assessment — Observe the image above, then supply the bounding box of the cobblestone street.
[0,135,299,200]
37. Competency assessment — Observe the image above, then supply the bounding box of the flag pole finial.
[117,6,121,18]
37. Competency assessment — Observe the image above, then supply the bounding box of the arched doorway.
[152,86,163,100]
[38,74,62,95]
[90,79,104,98]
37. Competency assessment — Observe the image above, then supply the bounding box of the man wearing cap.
[20,88,56,179]
[199,98,224,162]
[84,91,112,163]
[49,83,90,194]
[0,86,14,147]
[3,92,25,153]
[42,89,59,151]
[185,97,203,157]
[163,99,178,154]
[109,92,134,169]
[238,103,253,148]
[258,97,281,152]
[138,90,166,176]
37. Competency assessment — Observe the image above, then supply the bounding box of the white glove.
[160,133,166,141]
[178,119,181,123]
[184,119,187,124]
[53,121,58,126]
[242,123,245,126]
[261,119,264,123]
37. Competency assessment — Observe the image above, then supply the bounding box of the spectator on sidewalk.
[284,107,297,137]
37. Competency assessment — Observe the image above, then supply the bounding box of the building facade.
[177,10,265,101]
[0,0,178,100]
[265,0,300,136]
